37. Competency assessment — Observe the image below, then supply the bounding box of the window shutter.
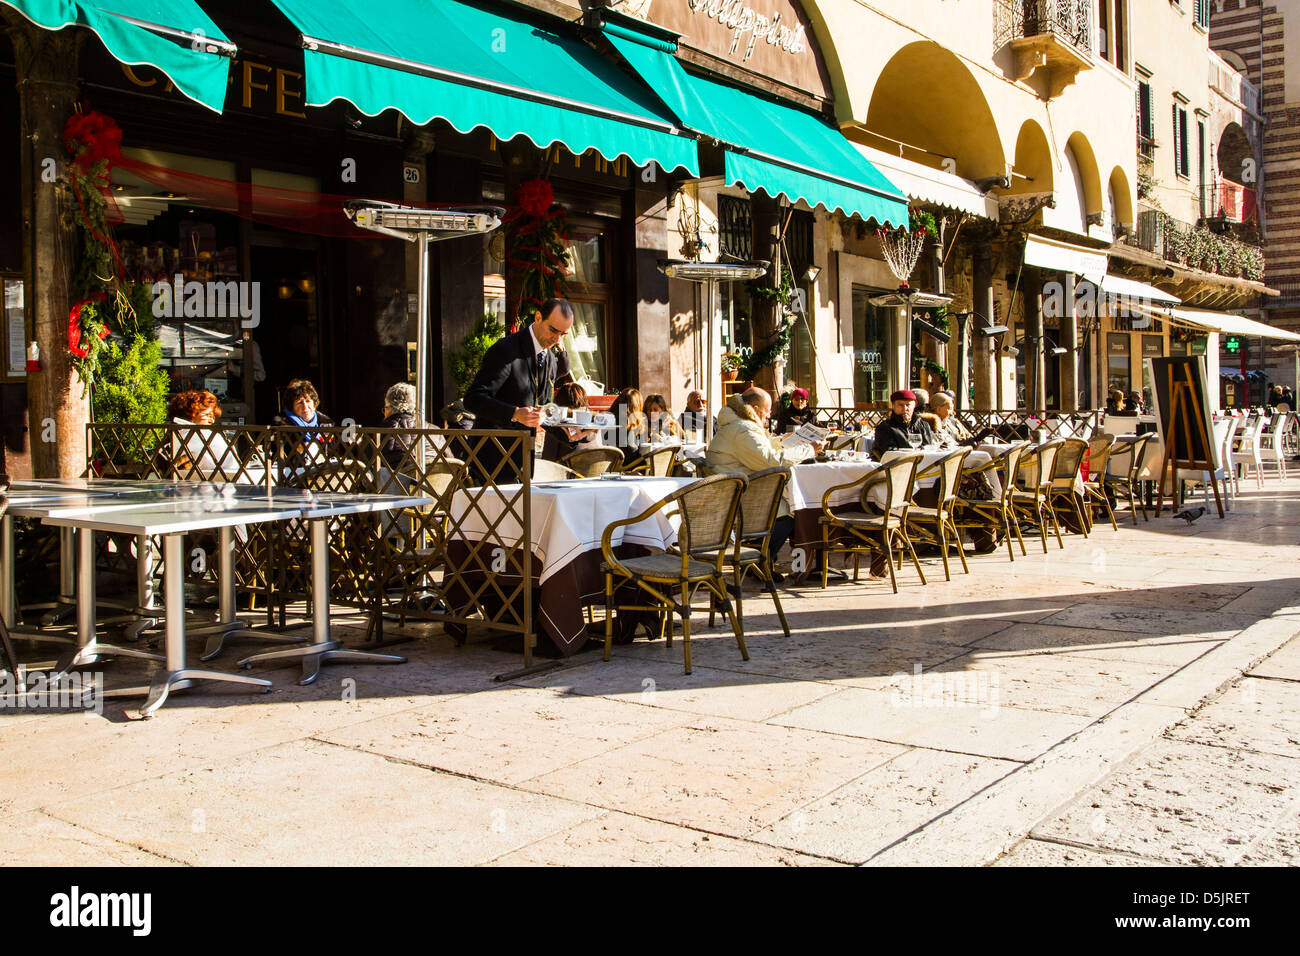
[1138,82,1153,140]
[1173,105,1182,175]
[1179,109,1190,177]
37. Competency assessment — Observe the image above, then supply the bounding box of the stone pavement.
[2,476,1297,866]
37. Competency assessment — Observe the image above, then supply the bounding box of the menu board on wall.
[4,278,24,378]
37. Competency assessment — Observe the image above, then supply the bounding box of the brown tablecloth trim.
[445,540,649,656]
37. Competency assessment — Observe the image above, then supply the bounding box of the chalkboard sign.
[1148,355,1215,468]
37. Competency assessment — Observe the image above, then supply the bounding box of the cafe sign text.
[686,0,808,61]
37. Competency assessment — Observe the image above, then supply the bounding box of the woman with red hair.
[168,390,221,426]
[167,389,259,481]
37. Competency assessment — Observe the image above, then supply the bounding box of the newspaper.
[780,422,827,461]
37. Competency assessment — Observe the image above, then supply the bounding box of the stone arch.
[1008,119,1053,196]
[1064,132,1103,217]
[1217,122,1253,185]
[863,41,1005,179]
[1108,166,1134,229]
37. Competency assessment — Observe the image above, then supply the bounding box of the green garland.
[742,318,796,381]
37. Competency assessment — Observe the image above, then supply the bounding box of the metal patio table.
[41,488,432,716]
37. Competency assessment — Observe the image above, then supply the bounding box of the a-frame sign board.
[1149,355,1224,518]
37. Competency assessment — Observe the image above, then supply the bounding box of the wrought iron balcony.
[995,0,1094,97]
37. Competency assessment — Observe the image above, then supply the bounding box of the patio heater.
[868,288,954,392]
[345,201,504,425]
[658,259,770,442]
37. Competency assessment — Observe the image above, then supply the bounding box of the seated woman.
[380,382,444,472]
[921,391,972,446]
[167,389,258,482]
[1105,388,1126,414]
[541,382,602,462]
[776,387,816,434]
[271,378,335,470]
[643,394,683,442]
[609,387,649,463]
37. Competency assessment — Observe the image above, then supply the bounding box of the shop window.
[1107,332,1131,394]
[851,286,891,406]
[717,195,752,262]
[720,280,753,352]
[561,226,614,391]
[1141,334,1163,408]
[3,276,25,379]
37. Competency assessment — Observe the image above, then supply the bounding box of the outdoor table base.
[116,535,272,718]
[49,527,165,683]
[236,519,405,685]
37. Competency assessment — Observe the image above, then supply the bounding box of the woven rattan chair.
[819,451,925,594]
[1083,435,1119,531]
[1048,438,1091,537]
[560,446,624,477]
[905,448,970,581]
[1106,433,1153,524]
[1011,440,1065,552]
[703,467,792,638]
[532,458,579,481]
[623,446,678,477]
[953,442,1030,562]
[0,489,20,681]
[601,474,747,675]
[382,459,467,628]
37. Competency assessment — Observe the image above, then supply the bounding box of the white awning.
[1024,234,1108,283]
[1098,274,1181,306]
[1171,308,1300,342]
[852,143,998,220]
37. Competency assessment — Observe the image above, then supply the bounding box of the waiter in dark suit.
[464,298,574,481]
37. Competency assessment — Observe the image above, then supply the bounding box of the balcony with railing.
[1205,180,1258,226]
[1135,205,1265,283]
[1209,50,1260,117]
[994,0,1094,97]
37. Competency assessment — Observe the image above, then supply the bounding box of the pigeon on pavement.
[1174,506,1206,524]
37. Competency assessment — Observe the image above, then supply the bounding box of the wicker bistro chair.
[381,459,468,627]
[904,448,971,581]
[1010,440,1065,552]
[532,459,580,481]
[1047,438,1091,537]
[1106,433,1154,525]
[601,474,748,675]
[622,445,678,477]
[703,467,793,638]
[819,451,926,594]
[1083,435,1119,531]
[560,446,624,477]
[953,442,1030,562]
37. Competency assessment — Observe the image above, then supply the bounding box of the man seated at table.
[707,387,823,579]
[679,390,711,440]
[872,390,936,459]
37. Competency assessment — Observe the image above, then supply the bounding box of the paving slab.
[485,810,840,866]
[1034,603,1255,637]
[750,747,1018,864]
[929,649,1173,718]
[1166,676,1300,761]
[769,685,1093,762]
[515,657,841,722]
[967,621,1225,668]
[1248,634,1300,682]
[315,685,692,786]
[521,713,904,839]
[1031,738,1300,866]
[992,838,1163,866]
[0,810,179,866]
[44,739,603,866]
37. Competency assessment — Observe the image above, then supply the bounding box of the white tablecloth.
[450,476,693,585]
[787,450,992,512]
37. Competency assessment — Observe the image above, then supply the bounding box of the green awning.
[604,31,907,225]
[1,0,235,111]
[267,0,699,176]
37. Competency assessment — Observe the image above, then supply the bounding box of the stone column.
[972,246,995,409]
[1059,272,1080,411]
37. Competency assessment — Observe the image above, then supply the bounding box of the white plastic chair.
[1258,413,1290,480]
[1232,415,1266,489]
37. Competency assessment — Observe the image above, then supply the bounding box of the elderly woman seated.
[380,382,444,471]
[920,391,972,446]
[776,387,816,434]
